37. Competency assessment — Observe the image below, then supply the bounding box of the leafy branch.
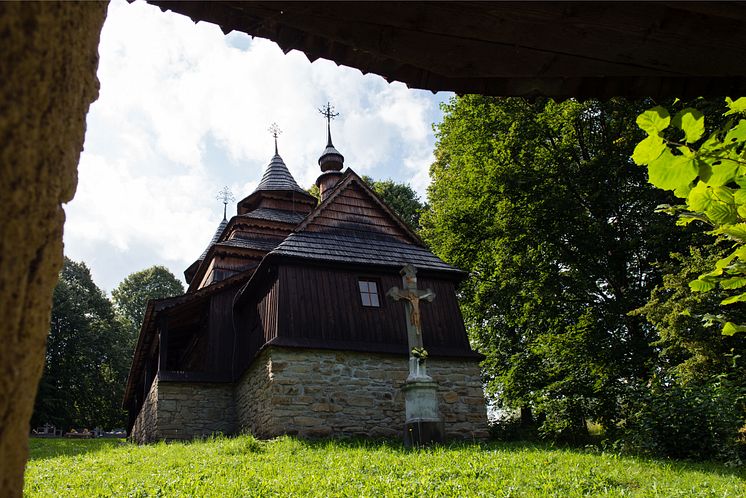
[632,97,746,335]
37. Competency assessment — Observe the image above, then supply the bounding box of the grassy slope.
[24,436,745,497]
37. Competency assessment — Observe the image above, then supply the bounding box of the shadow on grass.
[27,437,128,462]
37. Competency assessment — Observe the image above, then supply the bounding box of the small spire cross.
[216,186,235,220]
[268,123,282,155]
[318,102,339,146]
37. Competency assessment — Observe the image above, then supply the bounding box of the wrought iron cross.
[318,102,339,145]
[216,186,234,220]
[268,122,282,154]
[387,264,436,352]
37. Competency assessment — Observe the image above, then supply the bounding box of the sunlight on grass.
[24,436,746,497]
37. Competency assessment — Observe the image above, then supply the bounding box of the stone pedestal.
[402,360,444,447]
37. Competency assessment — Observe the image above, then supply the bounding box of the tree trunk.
[0,2,106,496]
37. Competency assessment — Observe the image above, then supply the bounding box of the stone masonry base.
[130,347,488,442]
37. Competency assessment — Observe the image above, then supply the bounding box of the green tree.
[307,183,320,201]
[421,96,700,439]
[633,245,746,382]
[111,265,184,342]
[632,98,746,335]
[32,258,130,430]
[362,176,424,229]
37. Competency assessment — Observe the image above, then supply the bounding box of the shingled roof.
[243,207,307,225]
[199,217,229,260]
[271,231,462,275]
[217,236,285,253]
[254,153,306,194]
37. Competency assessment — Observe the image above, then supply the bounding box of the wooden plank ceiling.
[147,1,746,98]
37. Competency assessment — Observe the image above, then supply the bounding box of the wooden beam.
[158,314,168,372]
[149,1,746,97]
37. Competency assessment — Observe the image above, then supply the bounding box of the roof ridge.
[199,217,230,260]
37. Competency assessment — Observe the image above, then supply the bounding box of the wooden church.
[124,114,488,442]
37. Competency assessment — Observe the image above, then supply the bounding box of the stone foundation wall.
[235,347,489,440]
[156,381,236,441]
[129,378,236,443]
[234,349,276,438]
[132,347,488,443]
[130,379,159,444]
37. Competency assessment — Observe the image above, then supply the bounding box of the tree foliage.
[361,176,425,229]
[633,245,746,382]
[32,258,130,430]
[633,98,746,335]
[111,265,184,341]
[422,96,701,439]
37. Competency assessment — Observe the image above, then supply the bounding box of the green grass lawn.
[24,435,745,497]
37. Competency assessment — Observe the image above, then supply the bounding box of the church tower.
[184,125,316,291]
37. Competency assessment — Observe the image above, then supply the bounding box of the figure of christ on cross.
[386,264,436,355]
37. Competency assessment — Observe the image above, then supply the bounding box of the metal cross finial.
[268,123,282,155]
[216,186,235,220]
[318,102,339,146]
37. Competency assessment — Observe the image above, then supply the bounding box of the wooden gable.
[298,170,422,246]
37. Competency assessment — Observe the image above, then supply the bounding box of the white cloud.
[65,0,451,292]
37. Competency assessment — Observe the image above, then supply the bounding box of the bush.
[617,376,745,462]
[489,416,537,442]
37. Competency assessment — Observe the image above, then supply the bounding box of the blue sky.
[64,0,453,293]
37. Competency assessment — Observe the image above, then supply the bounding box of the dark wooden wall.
[232,272,280,375]
[275,263,473,356]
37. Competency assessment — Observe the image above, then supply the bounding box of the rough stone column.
[0,2,107,496]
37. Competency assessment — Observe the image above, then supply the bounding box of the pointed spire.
[249,124,306,194]
[317,102,344,172]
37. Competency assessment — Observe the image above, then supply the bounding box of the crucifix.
[388,264,444,446]
[215,186,235,221]
[268,122,282,155]
[318,102,339,146]
[387,264,436,371]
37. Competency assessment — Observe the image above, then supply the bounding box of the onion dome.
[318,137,344,172]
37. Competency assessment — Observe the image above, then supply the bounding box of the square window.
[358,279,380,308]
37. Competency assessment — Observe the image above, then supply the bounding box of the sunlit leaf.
[713,223,746,242]
[673,183,692,199]
[703,161,738,187]
[719,277,746,289]
[722,322,745,336]
[705,201,738,225]
[687,182,712,212]
[689,278,717,292]
[725,97,746,116]
[632,135,666,165]
[720,293,746,305]
[724,119,746,144]
[672,108,705,143]
[648,149,699,191]
[715,252,738,269]
[636,106,670,135]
